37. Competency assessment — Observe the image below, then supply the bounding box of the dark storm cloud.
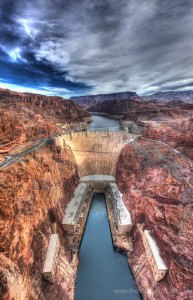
[0,0,193,96]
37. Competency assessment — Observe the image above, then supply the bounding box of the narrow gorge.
[0,89,193,300]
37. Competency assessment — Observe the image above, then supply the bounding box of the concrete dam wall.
[63,131,136,177]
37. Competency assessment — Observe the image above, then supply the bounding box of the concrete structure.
[62,183,89,233]
[63,176,133,252]
[80,175,116,191]
[64,131,136,177]
[143,230,168,282]
[43,234,60,283]
[52,136,64,149]
[108,183,132,234]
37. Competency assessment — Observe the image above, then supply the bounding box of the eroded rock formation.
[142,90,193,104]
[0,106,61,144]
[0,88,90,124]
[0,88,91,157]
[1,87,193,300]
[116,138,193,300]
[71,91,140,107]
[87,97,193,118]
[0,88,91,299]
[0,142,79,300]
[72,90,193,107]
[142,117,193,159]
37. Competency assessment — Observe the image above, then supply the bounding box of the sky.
[0,0,193,98]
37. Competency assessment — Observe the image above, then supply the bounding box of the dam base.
[65,175,133,255]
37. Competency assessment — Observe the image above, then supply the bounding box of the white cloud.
[17,18,40,40]
[7,48,24,62]
[1,0,193,96]
[0,81,73,98]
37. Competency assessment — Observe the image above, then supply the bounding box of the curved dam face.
[63,131,135,177]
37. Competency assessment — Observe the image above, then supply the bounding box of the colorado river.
[75,194,141,300]
[89,115,121,131]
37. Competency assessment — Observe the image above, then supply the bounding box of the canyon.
[70,91,141,108]
[0,88,193,300]
[116,138,193,299]
[71,90,193,108]
[0,142,79,300]
[0,89,92,300]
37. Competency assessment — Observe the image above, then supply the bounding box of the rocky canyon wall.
[0,141,79,300]
[0,88,90,125]
[142,117,193,159]
[0,106,62,144]
[0,88,91,300]
[71,91,139,107]
[116,138,193,300]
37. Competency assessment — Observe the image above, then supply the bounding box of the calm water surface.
[88,115,121,131]
[75,194,141,300]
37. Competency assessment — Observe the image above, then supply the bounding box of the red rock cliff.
[0,88,90,123]
[0,106,61,144]
[142,117,193,159]
[0,87,90,299]
[0,141,79,300]
[116,138,193,300]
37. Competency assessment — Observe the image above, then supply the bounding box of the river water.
[88,115,121,131]
[75,194,141,300]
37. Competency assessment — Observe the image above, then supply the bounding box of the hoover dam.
[69,116,141,299]
[64,131,136,177]
[1,0,193,298]
[1,90,193,300]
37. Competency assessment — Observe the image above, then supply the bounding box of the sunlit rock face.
[142,117,193,159]
[0,106,62,144]
[0,88,90,125]
[116,139,193,300]
[0,88,91,146]
[0,89,91,299]
[0,142,79,300]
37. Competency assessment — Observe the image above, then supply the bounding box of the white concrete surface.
[62,183,89,226]
[143,230,168,271]
[80,175,116,182]
[43,234,60,283]
[109,183,132,233]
